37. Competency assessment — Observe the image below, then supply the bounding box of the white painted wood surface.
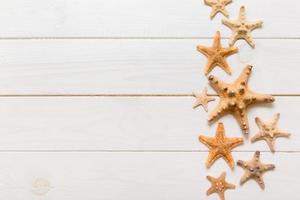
[0,0,298,199]
[0,0,298,38]
[0,96,296,151]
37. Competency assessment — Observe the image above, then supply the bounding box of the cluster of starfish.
[192,1,292,200]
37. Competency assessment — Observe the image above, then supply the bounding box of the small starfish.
[204,0,232,19]
[206,172,235,200]
[222,6,263,48]
[197,31,238,75]
[199,122,243,169]
[193,87,215,112]
[251,113,291,152]
[237,151,275,189]
[207,65,275,135]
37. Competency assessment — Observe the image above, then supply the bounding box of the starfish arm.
[236,65,253,85]
[204,0,215,6]
[206,186,215,196]
[263,163,275,171]
[221,46,238,57]
[255,176,265,189]
[275,130,291,138]
[271,113,280,127]
[244,33,256,48]
[208,101,228,122]
[213,31,222,49]
[217,192,225,200]
[228,32,239,46]
[223,151,235,169]
[220,8,229,18]
[266,138,276,152]
[233,109,250,134]
[222,18,236,30]
[240,172,251,185]
[225,182,236,189]
[210,8,219,19]
[253,151,261,160]
[247,20,263,31]
[224,0,232,5]
[255,117,264,130]
[215,122,226,140]
[220,171,226,179]
[227,137,244,149]
[197,45,211,57]
[251,132,264,143]
[208,74,227,94]
[237,160,247,169]
[204,59,217,75]
[206,150,221,168]
[207,175,218,182]
[238,6,247,21]
[249,91,275,104]
[216,58,232,75]
[199,135,217,148]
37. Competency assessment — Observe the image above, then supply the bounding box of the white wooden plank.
[0,152,297,200]
[0,0,297,37]
[0,96,297,151]
[0,39,299,94]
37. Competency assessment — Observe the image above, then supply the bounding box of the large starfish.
[204,0,232,19]
[193,87,215,111]
[197,31,238,75]
[251,113,291,152]
[206,172,235,200]
[222,6,263,48]
[207,65,275,135]
[237,151,275,189]
[199,122,243,169]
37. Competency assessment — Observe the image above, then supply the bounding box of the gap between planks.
[0,94,299,97]
[0,37,299,40]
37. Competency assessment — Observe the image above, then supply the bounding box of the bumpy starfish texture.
[207,65,275,135]
[251,113,291,152]
[222,6,263,48]
[237,151,275,189]
[193,87,215,112]
[199,122,243,169]
[204,0,232,19]
[206,172,235,200]
[197,31,238,75]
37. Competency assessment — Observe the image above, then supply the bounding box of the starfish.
[204,0,232,19]
[206,172,235,200]
[207,65,275,135]
[193,87,215,111]
[237,151,275,189]
[251,113,291,152]
[197,31,238,75]
[222,6,263,48]
[199,122,243,169]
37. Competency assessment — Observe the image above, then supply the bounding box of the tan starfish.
[199,122,243,169]
[237,151,275,189]
[251,113,291,152]
[222,6,263,48]
[206,172,235,200]
[207,65,275,135]
[193,87,215,111]
[197,31,238,75]
[204,0,232,19]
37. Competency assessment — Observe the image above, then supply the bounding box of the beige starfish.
[222,6,263,48]
[197,31,238,75]
[199,122,244,169]
[208,65,275,135]
[251,113,291,152]
[193,87,215,111]
[206,172,235,200]
[204,0,232,19]
[237,151,275,189]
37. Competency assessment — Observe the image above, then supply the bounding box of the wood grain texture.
[0,152,297,200]
[0,96,296,151]
[0,39,299,94]
[0,0,298,38]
